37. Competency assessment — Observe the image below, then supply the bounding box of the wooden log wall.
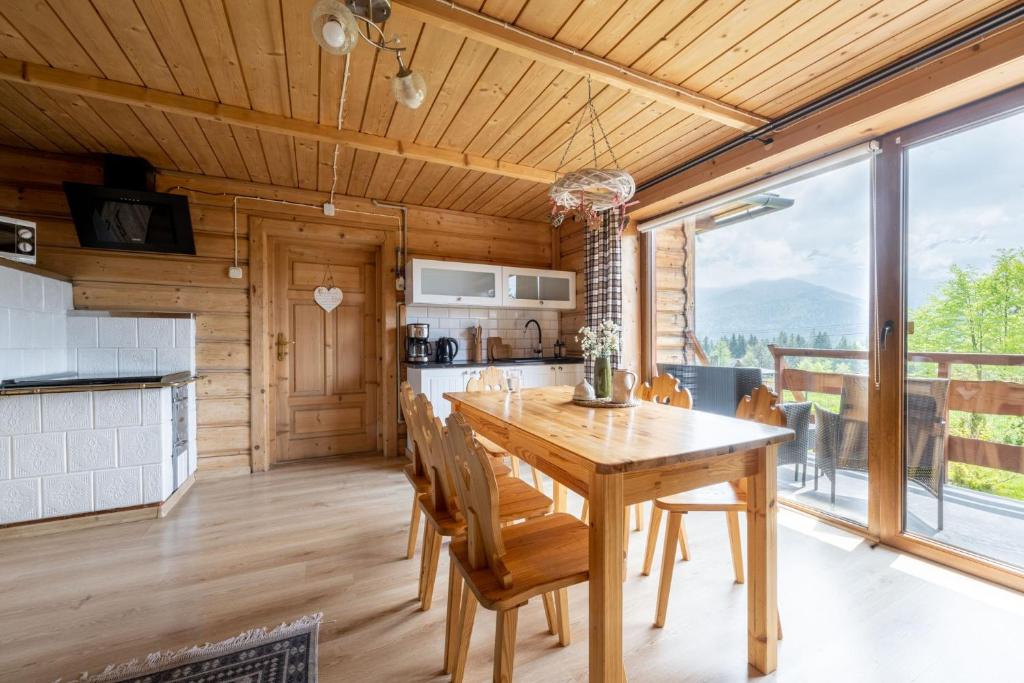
[0,146,557,475]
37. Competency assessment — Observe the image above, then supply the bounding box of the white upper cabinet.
[406,259,503,307]
[503,266,576,310]
[406,259,576,310]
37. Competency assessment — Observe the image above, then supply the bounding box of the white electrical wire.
[329,53,352,206]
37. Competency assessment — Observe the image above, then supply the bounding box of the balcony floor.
[779,460,1024,568]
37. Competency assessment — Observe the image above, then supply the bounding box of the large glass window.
[903,108,1024,567]
[652,158,872,525]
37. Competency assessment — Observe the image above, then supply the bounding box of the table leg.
[589,472,625,682]
[746,445,778,674]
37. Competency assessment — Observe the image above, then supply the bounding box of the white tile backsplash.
[42,392,93,432]
[0,436,9,479]
[13,432,65,478]
[0,478,39,523]
[139,318,175,348]
[0,395,41,436]
[117,348,157,376]
[94,390,142,428]
[67,316,98,348]
[42,472,92,517]
[67,315,195,377]
[0,264,74,381]
[406,305,561,360]
[98,318,138,348]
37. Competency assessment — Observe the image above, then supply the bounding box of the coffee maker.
[405,323,432,363]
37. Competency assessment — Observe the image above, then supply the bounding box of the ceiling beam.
[391,0,768,131]
[0,58,557,184]
[629,20,1024,221]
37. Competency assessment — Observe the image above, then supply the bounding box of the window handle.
[879,320,894,351]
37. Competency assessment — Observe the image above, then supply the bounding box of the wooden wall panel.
[0,146,551,473]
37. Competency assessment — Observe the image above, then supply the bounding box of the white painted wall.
[0,264,73,381]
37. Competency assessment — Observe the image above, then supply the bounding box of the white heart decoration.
[314,286,343,312]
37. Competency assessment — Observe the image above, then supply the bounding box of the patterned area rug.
[57,613,321,683]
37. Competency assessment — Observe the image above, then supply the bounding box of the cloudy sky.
[694,107,1024,311]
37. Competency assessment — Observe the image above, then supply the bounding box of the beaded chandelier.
[549,76,635,227]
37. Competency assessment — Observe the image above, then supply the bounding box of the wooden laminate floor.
[2,456,1023,682]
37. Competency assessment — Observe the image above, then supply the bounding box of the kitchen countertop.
[0,371,200,396]
[405,357,583,370]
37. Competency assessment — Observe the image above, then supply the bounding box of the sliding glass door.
[899,103,1024,569]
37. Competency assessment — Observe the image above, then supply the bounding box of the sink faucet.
[524,319,542,356]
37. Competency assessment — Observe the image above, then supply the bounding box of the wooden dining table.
[445,385,794,682]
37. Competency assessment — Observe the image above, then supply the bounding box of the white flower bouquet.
[577,320,621,359]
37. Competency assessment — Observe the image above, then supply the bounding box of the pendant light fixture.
[549,76,635,227]
[310,0,426,109]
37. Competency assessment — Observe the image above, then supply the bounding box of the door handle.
[879,320,894,351]
[276,332,295,361]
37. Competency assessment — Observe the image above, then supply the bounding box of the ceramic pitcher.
[612,369,637,403]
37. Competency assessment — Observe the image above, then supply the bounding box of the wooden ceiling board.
[472,177,537,215]
[421,166,472,206]
[47,91,134,157]
[399,162,450,205]
[0,11,43,62]
[165,113,225,177]
[554,0,629,49]
[0,100,58,151]
[346,148,379,196]
[0,81,83,152]
[44,0,142,84]
[132,107,202,174]
[88,100,176,169]
[478,0,530,22]
[750,0,1021,117]
[183,0,252,107]
[602,0,705,68]
[137,0,219,101]
[679,0,848,95]
[198,120,251,181]
[233,125,272,184]
[90,0,179,91]
[514,0,584,38]
[435,168,487,208]
[462,175,518,214]
[363,153,406,199]
[413,39,496,146]
[437,49,533,151]
[581,0,665,57]
[473,69,581,160]
[0,0,101,76]
[650,0,803,86]
[385,159,427,201]
[384,23,465,141]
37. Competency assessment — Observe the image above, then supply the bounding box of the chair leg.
[633,503,643,531]
[420,528,442,611]
[581,499,590,523]
[531,465,542,492]
[451,589,478,683]
[655,512,682,627]
[678,513,691,561]
[406,494,421,560]
[777,608,784,640]
[554,588,570,646]
[510,457,521,478]
[444,563,462,674]
[494,607,519,683]
[417,522,433,602]
[540,592,557,635]
[642,504,663,576]
[726,510,744,584]
[801,460,808,486]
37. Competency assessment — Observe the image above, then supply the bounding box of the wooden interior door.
[270,239,379,464]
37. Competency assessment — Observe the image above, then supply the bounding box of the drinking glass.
[507,369,522,392]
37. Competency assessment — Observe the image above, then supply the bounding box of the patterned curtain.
[583,207,624,381]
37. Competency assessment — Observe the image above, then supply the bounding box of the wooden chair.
[465,367,544,491]
[398,382,432,560]
[584,373,693,536]
[443,411,590,682]
[645,385,785,635]
[406,392,560,678]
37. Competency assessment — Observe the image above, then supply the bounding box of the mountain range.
[694,278,868,343]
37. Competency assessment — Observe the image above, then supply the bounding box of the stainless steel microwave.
[0,216,36,265]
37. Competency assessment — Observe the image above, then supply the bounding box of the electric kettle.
[435,337,459,363]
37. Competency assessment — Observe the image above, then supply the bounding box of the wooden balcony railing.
[768,345,1024,476]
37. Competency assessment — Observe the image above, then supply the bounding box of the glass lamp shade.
[392,68,427,109]
[311,0,359,55]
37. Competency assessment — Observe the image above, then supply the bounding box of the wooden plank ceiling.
[0,0,1014,222]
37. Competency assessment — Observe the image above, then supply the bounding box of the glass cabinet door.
[503,267,576,309]
[539,275,572,302]
[508,273,539,300]
[410,259,502,306]
[421,267,496,298]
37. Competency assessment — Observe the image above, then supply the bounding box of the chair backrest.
[638,373,692,408]
[733,385,787,495]
[399,382,425,476]
[444,412,512,587]
[466,366,507,392]
[904,377,950,495]
[408,392,458,516]
[735,384,787,427]
[839,374,869,424]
